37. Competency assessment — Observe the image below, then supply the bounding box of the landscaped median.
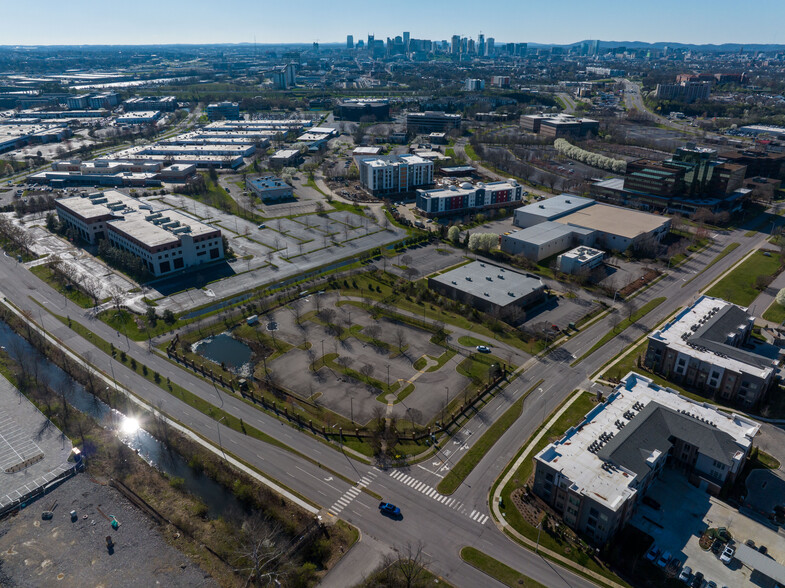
[490,389,629,588]
[460,547,546,588]
[571,297,666,365]
[437,379,543,495]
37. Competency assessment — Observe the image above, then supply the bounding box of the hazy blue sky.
[4,0,784,46]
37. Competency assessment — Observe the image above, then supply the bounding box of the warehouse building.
[55,191,223,277]
[512,195,670,253]
[644,296,780,407]
[270,149,303,167]
[416,180,523,217]
[428,261,545,321]
[501,222,595,262]
[533,371,760,545]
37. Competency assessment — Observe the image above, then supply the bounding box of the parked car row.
[646,542,730,588]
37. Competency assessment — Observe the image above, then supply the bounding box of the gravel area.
[0,472,216,588]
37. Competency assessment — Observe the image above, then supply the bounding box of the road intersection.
[0,217,775,587]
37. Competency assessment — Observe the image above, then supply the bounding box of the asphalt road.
[0,215,778,587]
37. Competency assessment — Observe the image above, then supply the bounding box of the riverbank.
[0,306,357,587]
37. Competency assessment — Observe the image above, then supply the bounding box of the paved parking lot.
[262,294,470,425]
[632,468,785,588]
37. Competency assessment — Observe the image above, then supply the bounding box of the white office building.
[55,191,223,277]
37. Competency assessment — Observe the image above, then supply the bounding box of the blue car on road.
[379,502,401,518]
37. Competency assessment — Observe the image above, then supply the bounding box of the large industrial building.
[0,124,71,154]
[521,113,599,138]
[55,191,223,277]
[406,111,462,134]
[415,180,524,217]
[532,372,760,545]
[590,143,750,216]
[501,222,595,262]
[509,194,670,255]
[428,261,546,320]
[358,154,433,196]
[644,296,780,407]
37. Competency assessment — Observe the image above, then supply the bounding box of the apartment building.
[358,154,433,196]
[416,180,523,217]
[644,295,780,407]
[532,372,759,545]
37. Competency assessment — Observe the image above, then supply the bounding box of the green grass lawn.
[763,300,785,324]
[496,392,625,584]
[573,297,666,364]
[460,547,547,588]
[681,242,740,288]
[706,250,782,306]
[438,380,543,494]
[30,264,95,309]
[457,335,491,348]
[99,308,183,341]
[464,144,479,161]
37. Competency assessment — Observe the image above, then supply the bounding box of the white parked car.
[720,545,735,564]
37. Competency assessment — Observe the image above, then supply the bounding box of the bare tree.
[394,328,407,353]
[232,515,290,587]
[359,363,375,383]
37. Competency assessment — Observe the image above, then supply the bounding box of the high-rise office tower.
[347,35,354,49]
[403,31,410,53]
[478,33,485,57]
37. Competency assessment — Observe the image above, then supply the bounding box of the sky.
[3,0,784,46]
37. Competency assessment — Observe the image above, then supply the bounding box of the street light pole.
[217,416,226,461]
[536,522,542,553]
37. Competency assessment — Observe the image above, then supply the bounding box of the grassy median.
[460,547,547,588]
[437,379,543,495]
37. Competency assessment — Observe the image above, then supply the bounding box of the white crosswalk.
[387,470,489,525]
[328,470,378,516]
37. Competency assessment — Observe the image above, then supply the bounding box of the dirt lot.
[0,473,214,588]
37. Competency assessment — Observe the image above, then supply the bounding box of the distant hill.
[530,40,785,52]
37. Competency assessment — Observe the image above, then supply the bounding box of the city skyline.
[3,0,784,47]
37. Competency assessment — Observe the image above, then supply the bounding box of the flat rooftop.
[555,203,669,240]
[59,190,216,245]
[649,295,779,378]
[560,245,604,261]
[535,372,759,512]
[0,375,74,511]
[271,149,301,158]
[429,261,544,307]
[505,221,593,246]
[515,194,595,222]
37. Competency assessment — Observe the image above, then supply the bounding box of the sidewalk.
[318,532,392,588]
